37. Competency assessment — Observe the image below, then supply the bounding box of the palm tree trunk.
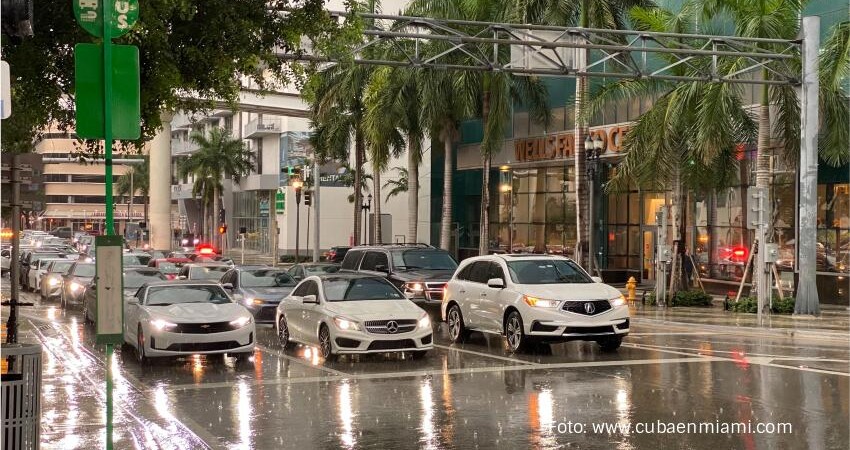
[407,137,419,244]
[574,69,589,267]
[373,162,382,244]
[754,78,771,295]
[439,123,454,251]
[707,190,717,278]
[479,90,491,256]
[202,199,208,243]
[353,128,364,245]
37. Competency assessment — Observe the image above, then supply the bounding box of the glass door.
[642,230,656,282]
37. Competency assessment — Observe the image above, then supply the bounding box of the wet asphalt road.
[5,290,849,450]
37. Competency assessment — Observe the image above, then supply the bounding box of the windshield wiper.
[396,265,421,270]
[147,303,172,306]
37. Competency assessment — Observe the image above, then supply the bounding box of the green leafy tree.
[382,167,409,203]
[116,157,151,223]
[178,128,254,246]
[1,0,338,154]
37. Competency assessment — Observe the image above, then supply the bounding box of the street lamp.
[292,179,304,262]
[585,134,604,273]
[361,194,373,244]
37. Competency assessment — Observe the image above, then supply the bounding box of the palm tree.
[116,156,150,224]
[382,167,409,203]
[519,0,656,268]
[179,127,255,248]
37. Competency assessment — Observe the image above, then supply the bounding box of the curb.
[632,317,849,341]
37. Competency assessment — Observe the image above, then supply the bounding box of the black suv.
[340,244,458,303]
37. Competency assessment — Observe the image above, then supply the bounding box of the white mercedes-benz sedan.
[124,281,255,364]
[275,274,433,360]
[442,254,629,352]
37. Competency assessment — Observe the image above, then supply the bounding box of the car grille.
[172,321,235,334]
[364,319,417,334]
[425,282,446,301]
[367,339,416,351]
[163,341,243,352]
[563,325,615,335]
[562,300,612,316]
[256,307,276,322]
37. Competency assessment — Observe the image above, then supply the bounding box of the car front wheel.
[446,304,469,343]
[318,324,336,361]
[278,316,293,350]
[505,311,528,353]
[137,325,149,365]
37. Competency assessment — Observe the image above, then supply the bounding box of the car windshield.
[240,270,297,288]
[32,253,62,263]
[305,265,340,275]
[189,266,229,280]
[507,260,592,284]
[123,255,150,266]
[158,262,180,273]
[322,277,405,301]
[72,264,96,277]
[49,261,74,273]
[391,250,458,270]
[145,285,231,306]
[124,271,166,288]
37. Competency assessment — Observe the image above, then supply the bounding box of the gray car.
[61,262,96,309]
[220,267,298,323]
[39,260,75,300]
[83,267,167,325]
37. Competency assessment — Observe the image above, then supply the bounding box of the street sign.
[75,43,141,140]
[1,60,10,119]
[95,235,124,344]
[73,0,139,38]
[275,190,285,214]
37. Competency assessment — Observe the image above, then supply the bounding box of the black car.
[324,246,350,263]
[220,266,298,323]
[61,262,96,309]
[340,244,458,304]
[287,263,340,281]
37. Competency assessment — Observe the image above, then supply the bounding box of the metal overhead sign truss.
[282,11,801,86]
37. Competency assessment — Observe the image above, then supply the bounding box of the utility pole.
[293,179,303,262]
[312,161,320,263]
[655,206,670,307]
[4,155,22,344]
[270,189,278,267]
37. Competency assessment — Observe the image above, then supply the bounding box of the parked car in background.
[324,246,350,263]
[341,244,458,305]
[442,255,630,353]
[276,274,433,360]
[287,263,340,281]
[61,262,96,309]
[148,258,192,280]
[39,260,75,301]
[49,227,73,239]
[221,267,299,323]
[83,268,167,324]
[177,263,231,281]
[124,281,255,364]
[123,253,152,268]
[27,257,66,293]
[1,248,11,275]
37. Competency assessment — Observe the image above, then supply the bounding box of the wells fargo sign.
[514,124,631,163]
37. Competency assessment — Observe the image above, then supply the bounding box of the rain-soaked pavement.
[3,290,849,450]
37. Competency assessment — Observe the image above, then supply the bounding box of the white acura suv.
[441,255,629,352]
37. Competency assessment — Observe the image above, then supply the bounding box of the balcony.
[244,118,283,139]
[171,138,199,156]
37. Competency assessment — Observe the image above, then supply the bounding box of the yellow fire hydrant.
[626,276,637,303]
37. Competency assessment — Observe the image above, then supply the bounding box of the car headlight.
[48,278,60,286]
[523,296,560,308]
[333,316,360,331]
[404,282,424,292]
[69,282,83,293]
[151,319,177,331]
[243,297,263,306]
[418,313,431,329]
[609,294,626,307]
[229,316,252,328]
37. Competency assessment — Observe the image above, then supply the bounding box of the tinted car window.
[456,263,475,280]
[488,262,505,282]
[303,281,320,297]
[468,262,490,284]
[341,250,364,270]
[240,269,297,288]
[145,285,231,305]
[189,266,229,280]
[390,250,457,270]
[124,271,166,289]
[322,277,404,301]
[291,282,310,297]
[304,265,340,275]
[360,252,389,271]
[507,260,592,284]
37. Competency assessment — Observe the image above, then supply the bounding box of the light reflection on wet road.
[5,292,849,449]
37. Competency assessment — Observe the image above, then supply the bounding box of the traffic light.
[304,191,312,207]
[218,208,225,223]
[218,225,227,235]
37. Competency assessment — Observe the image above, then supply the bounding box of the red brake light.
[733,248,746,258]
[199,247,214,255]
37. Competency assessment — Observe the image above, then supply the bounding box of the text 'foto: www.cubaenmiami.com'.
[547,421,794,435]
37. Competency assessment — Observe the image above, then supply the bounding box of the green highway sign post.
[74,1,140,449]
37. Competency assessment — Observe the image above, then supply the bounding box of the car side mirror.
[487,278,505,289]
[591,276,603,283]
[221,283,233,290]
[374,264,388,273]
[302,294,318,304]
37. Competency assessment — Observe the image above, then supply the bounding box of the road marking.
[255,343,349,377]
[629,332,719,336]
[167,356,717,391]
[433,343,540,365]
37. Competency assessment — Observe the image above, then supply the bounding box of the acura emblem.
[584,303,596,314]
[386,321,399,334]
